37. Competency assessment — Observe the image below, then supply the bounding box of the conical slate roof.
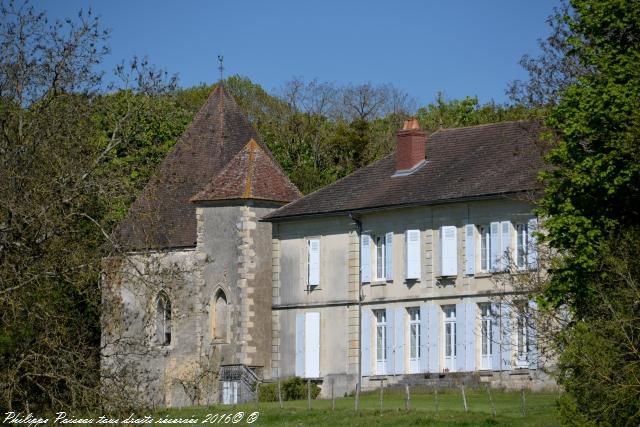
[114,84,296,249]
[191,139,302,203]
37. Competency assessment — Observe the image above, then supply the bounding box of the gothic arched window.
[213,290,229,342]
[156,292,171,346]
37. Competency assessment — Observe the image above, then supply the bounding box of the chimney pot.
[396,118,427,172]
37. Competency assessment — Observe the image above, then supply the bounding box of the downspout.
[349,213,363,396]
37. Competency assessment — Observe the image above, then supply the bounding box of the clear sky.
[45,0,560,106]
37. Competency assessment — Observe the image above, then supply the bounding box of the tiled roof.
[264,121,545,221]
[114,84,295,249]
[191,139,302,203]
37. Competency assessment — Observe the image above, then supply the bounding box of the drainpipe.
[349,213,363,396]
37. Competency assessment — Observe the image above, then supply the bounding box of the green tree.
[538,0,640,312]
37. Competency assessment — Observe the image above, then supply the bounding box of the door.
[222,381,238,404]
[480,304,493,370]
[375,310,387,375]
[408,307,421,373]
[443,306,457,372]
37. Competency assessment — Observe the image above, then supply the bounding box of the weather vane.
[217,55,224,81]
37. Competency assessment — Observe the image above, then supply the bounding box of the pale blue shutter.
[490,222,500,272]
[441,226,457,276]
[361,234,371,283]
[394,308,404,374]
[491,303,501,370]
[385,232,393,281]
[385,308,394,374]
[500,221,511,271]
[465,303,476,371]
[527,218,538,268]
[305,312,320,378]
[455,302,466,372]
[361,309,372,376]
[295,313,305,377]
[528,300,538,368]
[464,224,475,275]
[308,239,320,286]
[419,305,429,373]
[501,304,512,370]
[405,230,421,279]
[428,304,439,373]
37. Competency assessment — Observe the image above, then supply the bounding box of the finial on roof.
[217,55,225,81]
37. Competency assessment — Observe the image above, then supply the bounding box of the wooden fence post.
[355,383,360,412]
[405,384,411,411]
[434,384,439,418]
[331,380,335,411]
[461,384,468,412]
[379,379,384,412]
[255,382,259,409]
[307,379,311,410]
[521,386,526,416]
[486,385,496,417]
[277,379,283,409]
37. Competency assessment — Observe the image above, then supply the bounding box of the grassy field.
[161,387,561,426]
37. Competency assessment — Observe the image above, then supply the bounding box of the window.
[213,290,229,342]
[405,230,421,280]
[516,224,528,268]
[440,226,457,276]
[516,305,530,367]
[443,306,456,372]
[375,235,385,280]
[374,310,387,374]
[295,312,320,378]
[408,307,421,373]
[308,238,320,287]
[479,226,491,272]
[479,304,494,370]
[156,292,171,346]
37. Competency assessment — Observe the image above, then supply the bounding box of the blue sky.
[46,0,560,105]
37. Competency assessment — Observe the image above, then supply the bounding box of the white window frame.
[443,306,456,372]
[479,225,491,272]
[479,303,493,370]
[307,238,320,288]
[515,305,531,368]
[408,307,421,374]
[515,223,528,269]
[156,292,171,346]
[374,310,387,375]
[374,235,386,281]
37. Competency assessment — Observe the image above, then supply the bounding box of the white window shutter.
[464,224,475,275]
[394,308,404,374]
[361,309,372,376]
[441,226,457,276]
[295,313,305,377]
[527,218,538,268]
[405,229,421,280]
[490,222,500,272]
[304,312,320,378]
[500,221,511,271]
[308,239,320,286]
[464,303,476,371]
[385,232,393,280]
[361,234,371,283]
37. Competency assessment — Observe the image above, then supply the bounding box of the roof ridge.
[433,119,534,134]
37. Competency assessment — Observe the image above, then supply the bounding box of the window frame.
[155,292,172,347]
[479,225,491,272]
[373,234,386,281]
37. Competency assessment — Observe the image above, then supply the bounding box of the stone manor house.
[102,84,549,407]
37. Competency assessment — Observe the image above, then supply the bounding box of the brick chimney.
[396,118,426,172]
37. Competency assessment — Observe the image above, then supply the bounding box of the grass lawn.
[161,388,561,426]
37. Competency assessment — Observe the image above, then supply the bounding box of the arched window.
[156,292,171,346]
[213,290,229,342]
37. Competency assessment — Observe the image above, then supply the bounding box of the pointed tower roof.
[191,139,302,203]
[114,84,295,249]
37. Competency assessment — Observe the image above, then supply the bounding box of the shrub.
[259,377,320,401]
